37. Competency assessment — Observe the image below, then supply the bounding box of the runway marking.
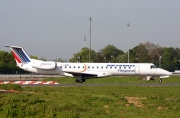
[0,81,59,85]
[20,83,180,87]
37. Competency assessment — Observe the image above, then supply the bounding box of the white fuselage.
[19,61,171,78]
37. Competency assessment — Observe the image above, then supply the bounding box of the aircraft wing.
[63,70,112,79]
[64,71,98,78]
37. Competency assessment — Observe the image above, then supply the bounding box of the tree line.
[69,42,180,72]
[0,42,179,74]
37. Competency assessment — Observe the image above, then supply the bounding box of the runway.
[21,83,180,87]
[1,74,179,87]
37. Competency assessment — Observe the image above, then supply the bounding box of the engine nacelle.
[32,61,57,70]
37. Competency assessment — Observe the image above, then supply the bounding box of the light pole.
[159,56,162,68]
[84,35,86,48]
[78,56,80,63]
[111,55,114,63]
[136,58,138,63]
[127,23,130,63]
[104,57,106,63]
[89,17,92,62]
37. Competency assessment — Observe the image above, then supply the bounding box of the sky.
[0,0,180,60]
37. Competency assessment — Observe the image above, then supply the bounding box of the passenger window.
[101,66,103,69]
[106,66,108,69]
[69,66,71,68]
[110,67,112,69]
[78,66,80,68]
[97,66,99,69]
[74,66,76,68]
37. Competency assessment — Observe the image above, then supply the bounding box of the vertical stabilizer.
[5,46,31,65]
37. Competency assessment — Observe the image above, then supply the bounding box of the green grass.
[0,76,180,118]
[0,84,23,91]
[44,75,180,84]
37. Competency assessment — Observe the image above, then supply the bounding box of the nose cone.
[158,68,172,76]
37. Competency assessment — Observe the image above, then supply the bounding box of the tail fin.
[5,45,31,64]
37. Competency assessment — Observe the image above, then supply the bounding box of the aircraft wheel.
[159,79,162,83]
[75,79,80,83]
[75,79,83,83]
[82,79,86,82]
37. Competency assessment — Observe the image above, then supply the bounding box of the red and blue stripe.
[12,48,31,63]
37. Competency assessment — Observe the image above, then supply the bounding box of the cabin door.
[135,66,140,75]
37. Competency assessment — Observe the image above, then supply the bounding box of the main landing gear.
[159,79,162,83]
[75,79,86,83]
[75,75,86,83]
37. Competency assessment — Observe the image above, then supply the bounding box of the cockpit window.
[150,65,157,69]
[154,65,158,68]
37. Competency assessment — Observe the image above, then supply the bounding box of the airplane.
[5,45,172,83]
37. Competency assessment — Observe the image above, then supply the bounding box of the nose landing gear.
[159,79,162,83]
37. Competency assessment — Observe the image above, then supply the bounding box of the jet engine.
[32,61,57,70]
